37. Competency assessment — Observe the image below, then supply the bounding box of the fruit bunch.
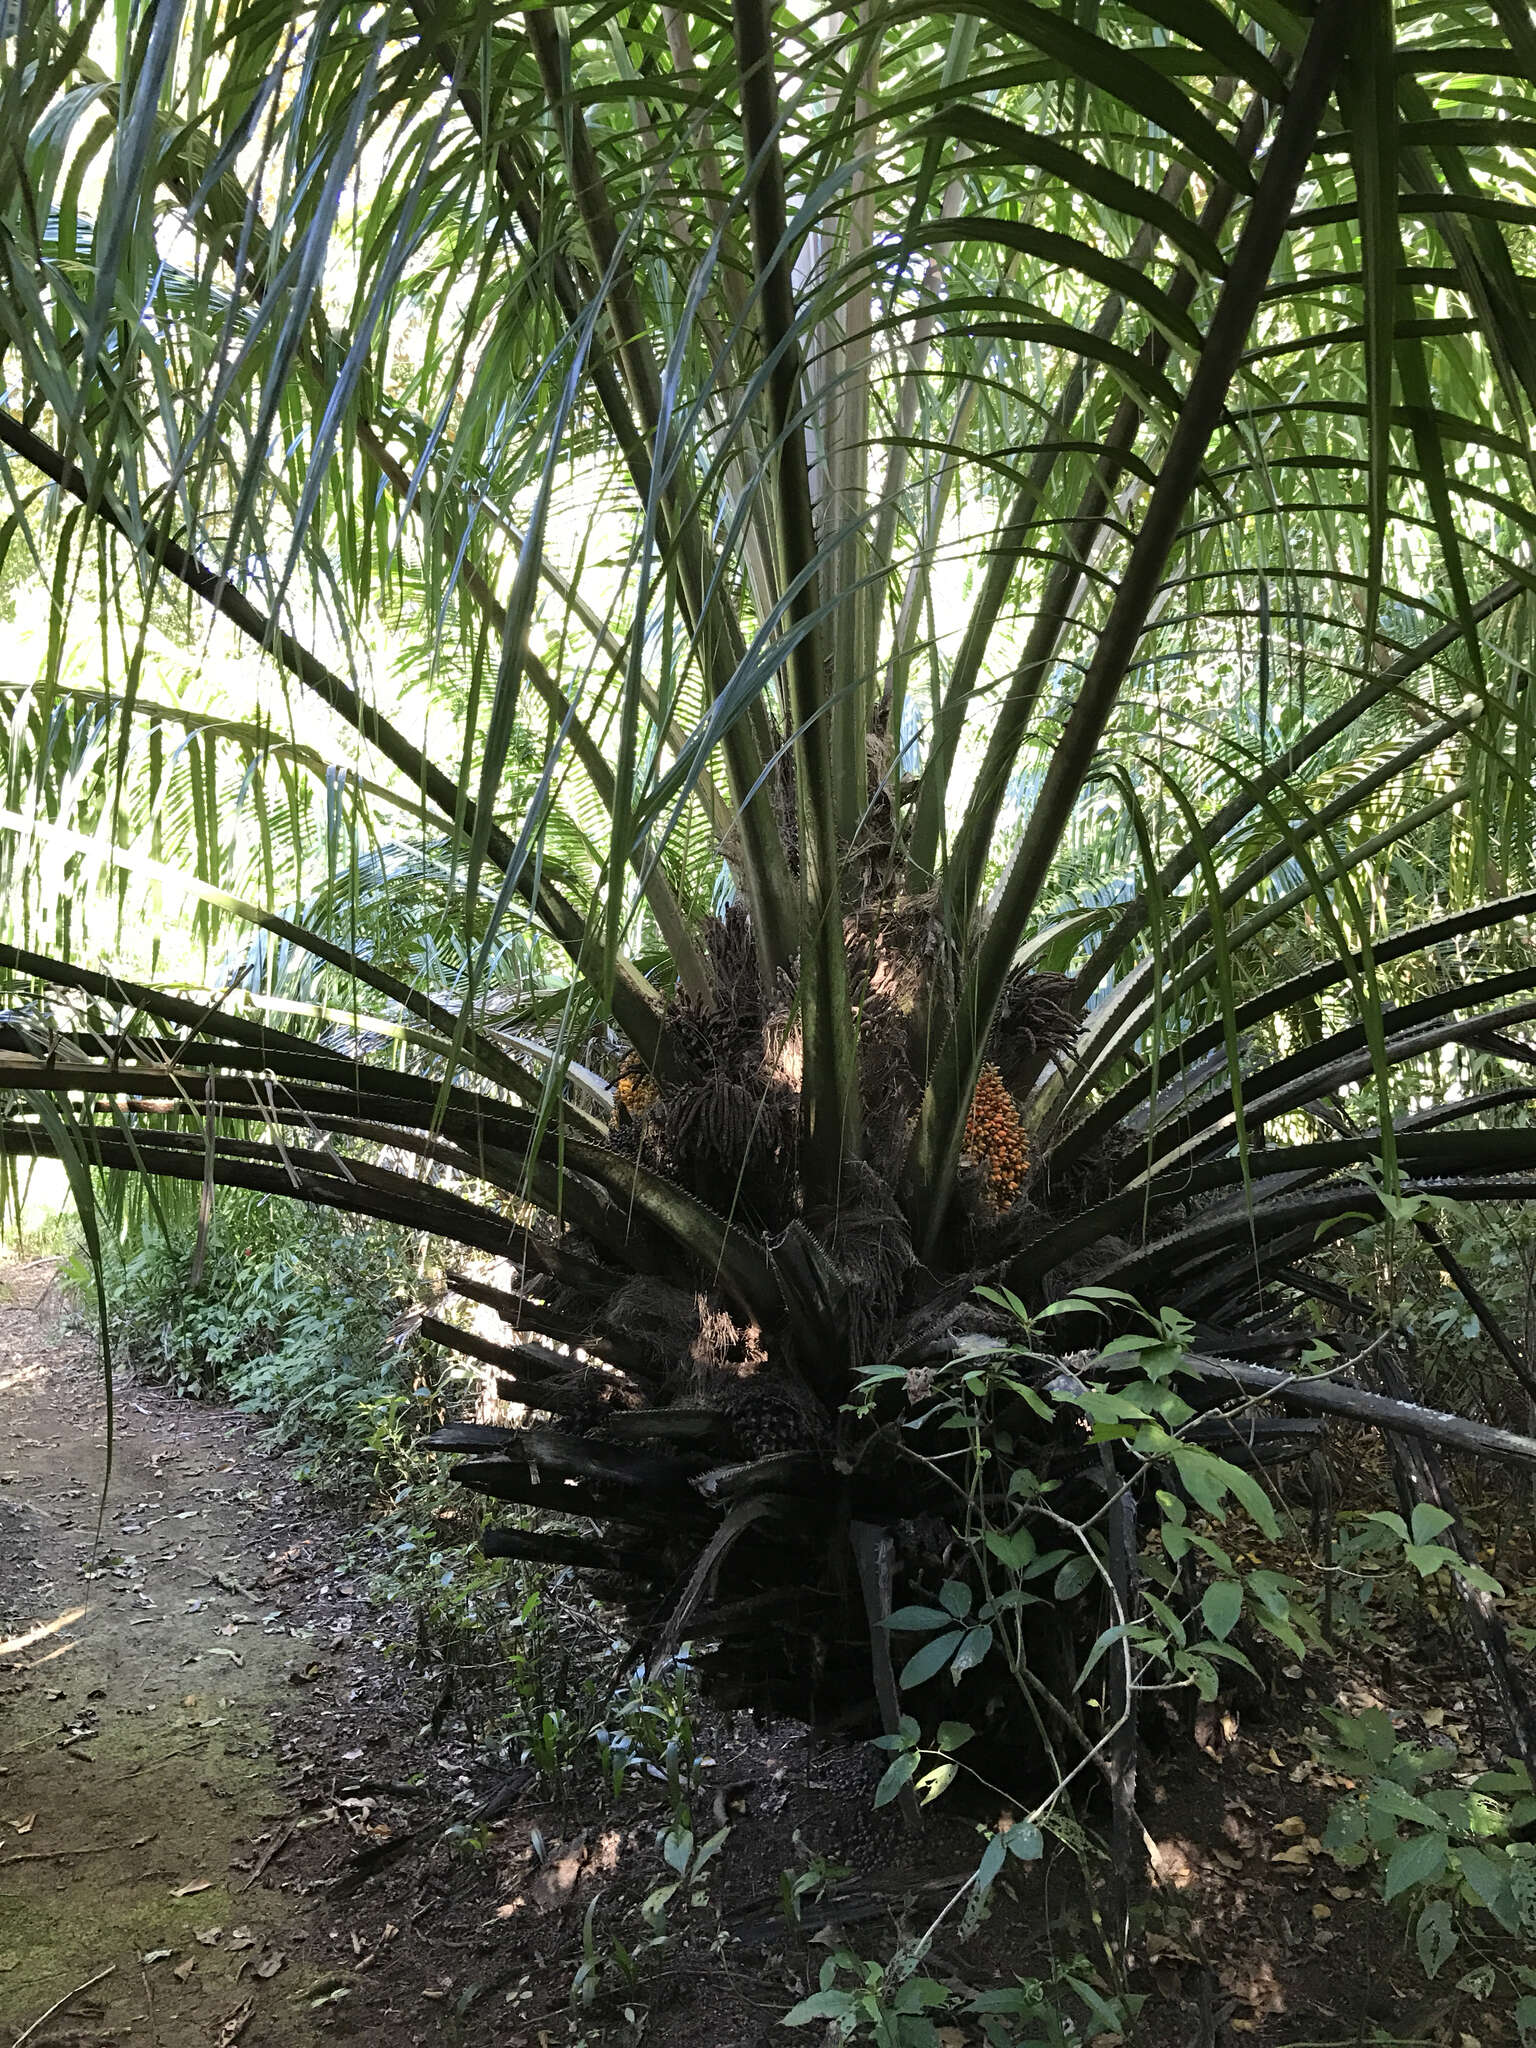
[613,1053,660,1128]
[963,1063,1029,1210]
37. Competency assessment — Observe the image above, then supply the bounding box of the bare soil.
[0,1259,463,2046]
[3,1258,1532,2048]
[0,1262,933,2048]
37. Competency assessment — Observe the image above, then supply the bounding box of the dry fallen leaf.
[528,1832,589,1913]
[6,1814,35,1835]
[172,1878,214,1897]
[1272,1844,1313,1866]
[1219,1956,1287,2020]
[228,1927,257,1950]
[173,1958,196,1983]
[254,1951,285,1979]
[217,1999,255,2048]
[1145,1932,1196,1962]
[1274,1815,1307,1839]
[141,1948,173,1964]
[195,1926,223,1946]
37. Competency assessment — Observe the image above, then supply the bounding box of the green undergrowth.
[60,1199,1536,2046]
[71,1191,696,1818]
[83,1192,423,1440]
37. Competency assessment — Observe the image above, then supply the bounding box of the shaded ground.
[0,1261,927,2048]
[0,1259,461,2045]
[2,1259,1531,2047]
[0,1250,944,2046]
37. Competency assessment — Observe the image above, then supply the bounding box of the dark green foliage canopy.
[1,0,1535,1450]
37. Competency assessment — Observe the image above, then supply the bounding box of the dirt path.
[0,1262,490,2048]
[0,1262,902,2048]
[0,1264,898,2048]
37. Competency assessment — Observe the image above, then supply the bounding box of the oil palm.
[4,0,1536,1717]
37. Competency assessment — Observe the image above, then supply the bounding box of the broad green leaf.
[976,1828,1009,1892]
[900,1631,966,1689]
[950,1624,994,1677]
[1054,1555,1099,1601]
[1384,1829,1448,1903]
[885,1605,956,1632]
[1415,1897,1457,1979]
[1368,1779,1444,1829]
[985,1527,1037,1572]
[1453,1845,1520,1932]
[875,1751,919,1808]
[782,1988,858,2026]
[1200,1579,1243,1643]
[917,1761,958,1804]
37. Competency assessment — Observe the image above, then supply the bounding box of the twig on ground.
[338,1777,433,1801]
[333,1827,421,1896]
[1,1832,153,1864]
[126,1739,209,1778]
[237,1819,295,1892]
[12,1962,116,2048]
[140,1958,157,2048]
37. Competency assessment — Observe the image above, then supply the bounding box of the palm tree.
[5,0,1536,1721]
